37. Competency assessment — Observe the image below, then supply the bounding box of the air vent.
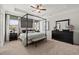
[14,8,27,13]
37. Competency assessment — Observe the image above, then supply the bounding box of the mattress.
[18,32,46,45]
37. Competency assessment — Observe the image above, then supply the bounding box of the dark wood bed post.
[25,14,28,47]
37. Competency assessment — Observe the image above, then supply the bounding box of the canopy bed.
[18,13,47,47]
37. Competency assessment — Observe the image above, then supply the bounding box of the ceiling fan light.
[39,6,43,9]
[36,9,40,12]
[36,10,41,13]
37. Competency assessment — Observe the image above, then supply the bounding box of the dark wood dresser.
[52,30,73,44]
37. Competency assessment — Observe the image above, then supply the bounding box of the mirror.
[56,19,70,31]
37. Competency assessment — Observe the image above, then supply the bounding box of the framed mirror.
[55,19,70,31]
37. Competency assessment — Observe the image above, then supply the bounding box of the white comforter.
[18,32,46,44]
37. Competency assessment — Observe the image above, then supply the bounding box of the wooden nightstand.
[9,33,17,41]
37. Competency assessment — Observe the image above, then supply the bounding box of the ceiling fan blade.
[30,6,36,9]
[37,5,40,9]
[40,9,46,10]
[32,10,36,12]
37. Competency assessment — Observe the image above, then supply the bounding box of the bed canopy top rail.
[23,13,46,20]
[21,13,47,47]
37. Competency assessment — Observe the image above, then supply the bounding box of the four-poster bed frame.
[21,13,47,47]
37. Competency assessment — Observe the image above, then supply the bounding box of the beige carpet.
[0,39,79,55]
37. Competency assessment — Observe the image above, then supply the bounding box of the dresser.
[52,30,73,44]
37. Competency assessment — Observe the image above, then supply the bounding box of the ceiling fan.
[30,4,46,13]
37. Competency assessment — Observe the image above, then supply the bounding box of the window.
[9,20,18,25]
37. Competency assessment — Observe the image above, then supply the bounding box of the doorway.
[5,14,20,42]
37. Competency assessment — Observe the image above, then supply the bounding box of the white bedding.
[18,32,46,45]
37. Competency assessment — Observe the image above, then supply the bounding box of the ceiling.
[2,4,79,19]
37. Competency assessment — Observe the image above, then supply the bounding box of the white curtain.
[6,15,10,41]
[16,17,21,34]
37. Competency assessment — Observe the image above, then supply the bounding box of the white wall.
[48,8,79,39]
[0,5,5,47]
